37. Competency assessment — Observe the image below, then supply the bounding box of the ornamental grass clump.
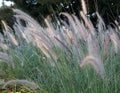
[1,8,120,78]
[0,3,120,92]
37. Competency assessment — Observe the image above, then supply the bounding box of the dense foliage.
[4,0,120,25]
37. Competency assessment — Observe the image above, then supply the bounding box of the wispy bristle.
[5,31,19,46]
[80,11,95,36]
[54,36,72,55]
[67,31,78,46]
[0,52,14,68]
[87,34,100,58]
[0,43,9,50]
[2,79,38,89]
[60,12,79,35]
[1,20,19,46]
[110,35,118,54]
[81,0,87,15]
[44,18,55,38]
[80,55,105,78]
[96,12,106,33]
[12,9,58,62]
[0,33,9,50]
[72,14,88,40]
[109,28,119,54]
[104,32,110,58]
[1,20,8,31]
[114,20,120,30]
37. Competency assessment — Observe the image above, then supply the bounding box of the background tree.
[2,0,120,25]
[0,7,15,32]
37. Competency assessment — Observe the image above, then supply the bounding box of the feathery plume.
[5,31,19,46]
[67,31,78,46]
[96,12,106,33]
[66,30,81,63]
[80,0,87,15]
[62,29,71,46]
[13,23,27,45]
[104,32,110,59]
[87,34,99,58]
[72,14,88,40]
[60,12,79,35]
[0,33,9,50]
[109,30,119,54]
[44,18,55,38]
[114,20,120,30]
[0,52,14,68]
[13,9,58,61]
[85,34,105,78]
[80,11,95,36]
[1,20,8,31]
[80,55,105,78]
[59,13,81,60]
[0,43,9,50]
[1,20,19,46]
[54,36,72,56]
[2,79,38,89]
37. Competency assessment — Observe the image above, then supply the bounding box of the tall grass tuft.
[0,7,120,92]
